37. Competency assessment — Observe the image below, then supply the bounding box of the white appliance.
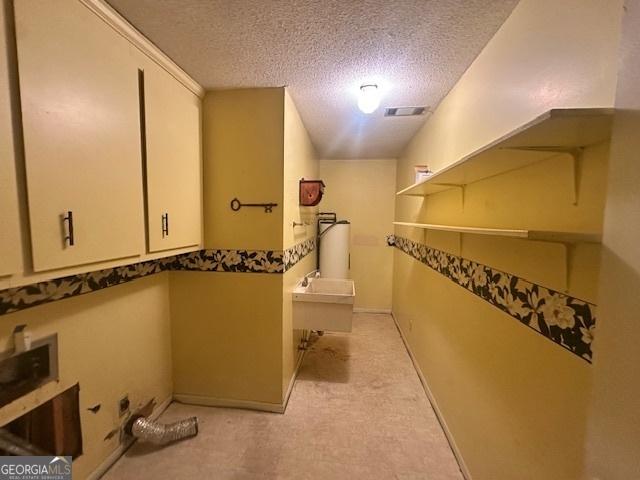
[319,221,350,279]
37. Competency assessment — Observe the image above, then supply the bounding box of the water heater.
[319,221,350,279]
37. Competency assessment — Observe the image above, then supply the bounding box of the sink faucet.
[301,277,309,287]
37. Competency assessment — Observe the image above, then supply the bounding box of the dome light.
[357,84,380,114]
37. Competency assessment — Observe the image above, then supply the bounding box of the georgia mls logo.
[49,456,71,473]
[0,455,72,479]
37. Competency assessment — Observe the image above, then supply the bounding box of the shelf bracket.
[520,239,578,293]
[503,146,584,205]
[432,184,467,210]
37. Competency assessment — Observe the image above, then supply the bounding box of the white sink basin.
[293,277,355,332]
[293,278,355,303]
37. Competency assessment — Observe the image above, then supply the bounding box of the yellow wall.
[170,272,283,405]
[202,88,284,250]
[0,274,173,480]
[171,88,287,407]
[283,89,318,250]
[393,1,623,479]
[282,89,319,395]
[172,88,318,407]
[402,0,621,175]
[320,159,396,310]
[394,145,607,480]
[586,1,640,477]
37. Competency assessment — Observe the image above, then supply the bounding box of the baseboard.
[175,342,308,415]
[282,348,306,411]
[353,308,392,314]
[390,312,472,480]
[173,393,284,413]
[87,395,173,480]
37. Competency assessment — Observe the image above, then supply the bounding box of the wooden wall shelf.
[393,221,601,244]
[396,108,614,197]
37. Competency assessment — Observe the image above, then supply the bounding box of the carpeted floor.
[103,313,463,479]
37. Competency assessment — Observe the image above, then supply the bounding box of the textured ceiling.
[107,0,518,159]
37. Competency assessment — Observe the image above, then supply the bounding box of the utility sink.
[293,278,355,332]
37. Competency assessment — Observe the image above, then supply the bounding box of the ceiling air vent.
[384,106,428,117]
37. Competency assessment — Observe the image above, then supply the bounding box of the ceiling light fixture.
[357,84,380,114]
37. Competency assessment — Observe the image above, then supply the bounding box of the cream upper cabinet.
[0,4,21,277]
[14,0,145,271]
[142,61,202,252]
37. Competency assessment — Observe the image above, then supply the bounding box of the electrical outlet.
[118,395,130,417]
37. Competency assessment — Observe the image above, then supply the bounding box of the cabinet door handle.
[162,213,169,237]
[63,211,75,246]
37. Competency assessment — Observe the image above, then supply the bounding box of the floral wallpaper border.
[284,237,316,271]
[0,238,316,316]
[170,249,285,274]
[0,259,169,317]
[389,235,596,363]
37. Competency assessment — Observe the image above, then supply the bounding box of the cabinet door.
[0,5,21,276]
[143,61,202,252]
[14,0,145,271]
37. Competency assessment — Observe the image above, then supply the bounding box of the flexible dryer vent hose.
[129,416,198,445]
